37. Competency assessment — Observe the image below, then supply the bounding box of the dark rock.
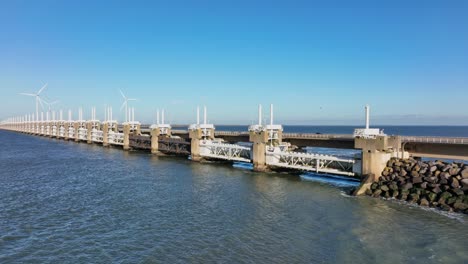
[440,204,453,212]
[440,191,453,199]
[438,192,453,204]
[439,177,448,185]
[419,168,427,175]
[401,182,413,190]
[449,167,461,176]
[431,186,442,194]
[372,189,382,197]
[371,183,378,190]
[365,189,373,196]
[451,188,464,196]
[461,169,468,179]
[400,170,407,177]
[412,164,421,172]
[412,177,423,184]
[416,182,427,189]
[441,165,451,172]
[461,179,468,189]
[427,192,437,202]
[440,172,451,179]
[398,192,408,200]
[450,178,460,188]
[410,171,420,177]
[419,199,429,207]
[446,197,457,205]
[408,193,419,203]
[389,183,398,191]
[453,202,468,211]
[442,185,451,191]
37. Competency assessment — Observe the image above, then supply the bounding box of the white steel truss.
[200,141,251,162]
[108,131,124,146]
[266,151,355,176]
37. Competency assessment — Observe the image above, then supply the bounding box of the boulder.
[380,185,389,192]
[449,167,460,176]
[372,189,382,197]
[419,182,428,189]
[412,177,423,184]
[430,166,438,172]
[401,182,413,190]
[400,170,408,177]
[411,171,420,177]
[446,197,457,205]
[453,202,468,211]
[440,204,453,212]
[451,188,464,196]
[419,199,429,207]
[427,192,437,202]
[441,165,451,172]
[461,169,468,179]
[408,193,420,203]
[439,177,448,185]
[450,178,460,189]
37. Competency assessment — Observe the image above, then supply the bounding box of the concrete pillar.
[102,123,109,147]
[249,130,269,172]
[74,122,80,142]
[64,123,69,140]
[55,123,60,138]
[150,128,161,154]
[123,124,130,150]
[354,136,408,195]
[86,122,93,144]
[189,128,202,161]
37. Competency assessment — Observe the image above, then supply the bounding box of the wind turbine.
[19,83,48,118]
[119,89,136,122]
[44,99,60,112]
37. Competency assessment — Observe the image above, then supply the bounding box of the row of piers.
[1,105,434,195]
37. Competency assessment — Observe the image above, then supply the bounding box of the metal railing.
[402,136,468,145]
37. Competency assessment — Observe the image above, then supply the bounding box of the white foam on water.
[232,162,253,170]
[300,173,360,188]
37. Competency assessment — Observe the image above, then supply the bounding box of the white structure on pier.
[353,105,385,139]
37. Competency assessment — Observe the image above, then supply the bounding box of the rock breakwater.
[366,158,468,214]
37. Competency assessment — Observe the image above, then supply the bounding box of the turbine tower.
[119,89,136,123]
[19,82,48,118]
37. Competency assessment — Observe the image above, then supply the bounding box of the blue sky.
[1,0,467,125]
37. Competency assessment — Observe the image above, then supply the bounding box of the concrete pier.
[249,130,269,172]
[354,135,409,195]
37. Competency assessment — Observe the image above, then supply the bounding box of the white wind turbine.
[119,89,136,122]
[44,99,60,112]
[19,83,48,118]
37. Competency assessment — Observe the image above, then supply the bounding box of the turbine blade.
[120,101,126,111]
[119,89,126,99]
[37,83,48,95]
[19,93,36,96]
[128,98,137,101]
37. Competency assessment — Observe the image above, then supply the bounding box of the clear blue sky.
[1,0,467,125]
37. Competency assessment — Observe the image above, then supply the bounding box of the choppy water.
[1,130,467,263]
